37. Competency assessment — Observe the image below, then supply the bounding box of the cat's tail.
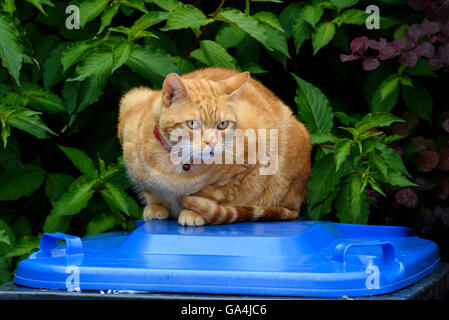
[182,196,299,225]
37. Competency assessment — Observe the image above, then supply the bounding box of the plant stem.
[317,144,336,150]
[183,0,226,60]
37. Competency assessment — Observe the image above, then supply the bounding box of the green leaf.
[86,212,118,236]
[0,218,16,245]
[252,12,290,58]
[131,11,168,31]
[279,2,302,38]
[0,230,12,256]
[61,40,99,73]
[0,256,10,283]
[161,4,212,31]
[2,0,16,14]
[100,182,130,216]
[334,9,368,26]
[126,45,179,78]
[307,154,341,208]
[334,138,352,172]
[24,0,55,15]
[43,214,71,233]
[7,108,56,139]
[370,75,400,112]
[311,22,336,55]
[50,179,96,217]
[98,2,120,34]
[17,83,65,114]
[387,171,417,187]
[0,164,45,201]
[61,81,79,115]
[330,0,360,10]
[79,0,110,28]
[292,11,312,54]
[69,49,113,82]
[12,215,32,238]
[5,235,40,258]
[252,11,283,31]
[367,177,386,197]
[149,0,180,11]
[199,40,239,70]
[335,174,370,224]
[402,80,433,123]
[216,23,247,49]
[355,112,404,133]
[379,75,400,102]
[292,73,333,134]
[77,72,110,112]
[43,42,69,89]
[121,0,148,13]
[1,122,10,148]
[308,188,338,221]
[216,8,278,55]
[371,152,388,179]
[334,111,359,126]
[45,173,74,204]
[375,143,411,178]
[112,41,132,73]
[58,145,98,178]
[405,58,438,78]
[0,13,25,85]
[302,5,324,28]
[310,132,337,144]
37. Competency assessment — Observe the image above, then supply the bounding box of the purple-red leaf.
[442,118,449,133]
[379,47,397,60]
[436,44,449,64]
[411,136,429,151]
[392,123,409,136]
[421,18,441,35]
[407,0,430,11]
[428,57,445,70]
[340,54,360,62]
[395,188,418,209]
[391,38,406,51]
[350,36,369,54]
[362,57,380,70]
[399,50,419,67]
[406,24,426,42]
[425,0,449,22]
[415,42,435,58]
[416,150,440,172]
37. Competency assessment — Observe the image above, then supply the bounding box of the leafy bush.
[0,0,448,284]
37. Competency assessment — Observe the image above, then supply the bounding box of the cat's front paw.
[178,209,206,226]
[143,203,170,221]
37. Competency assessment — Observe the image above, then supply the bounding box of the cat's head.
[158,71,250,163]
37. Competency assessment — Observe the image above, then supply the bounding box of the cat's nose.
[205,140,217,150]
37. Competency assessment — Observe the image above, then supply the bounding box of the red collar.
[153,125,170,152]
[153,125,191,171]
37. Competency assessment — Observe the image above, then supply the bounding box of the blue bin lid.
[14,220,440,297]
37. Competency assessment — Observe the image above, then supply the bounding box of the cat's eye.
[186,120,201,130]
[216,120,230,130]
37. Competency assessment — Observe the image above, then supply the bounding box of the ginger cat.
[118,68,311,226]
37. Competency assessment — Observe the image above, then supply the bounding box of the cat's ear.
[219,72,250,101]
[162,73,187,107]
